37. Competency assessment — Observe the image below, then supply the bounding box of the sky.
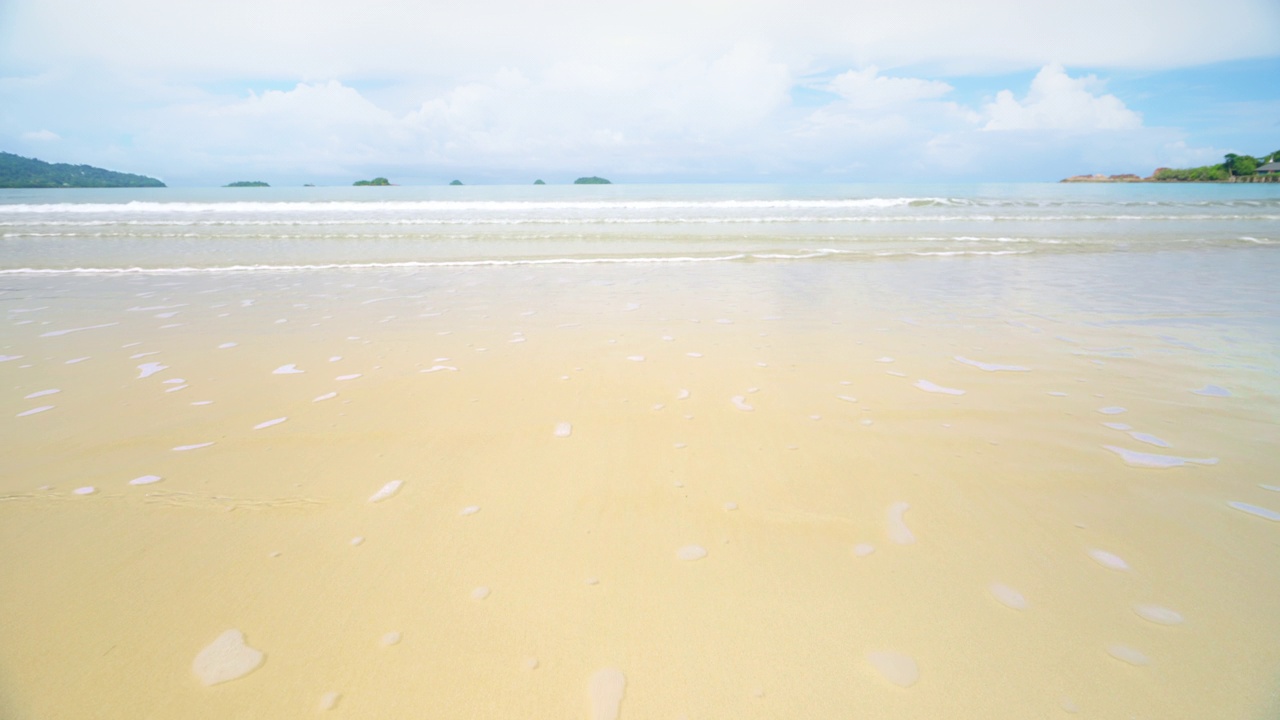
[1,0,1278,186]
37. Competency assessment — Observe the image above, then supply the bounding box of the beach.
[2,184,1279,719]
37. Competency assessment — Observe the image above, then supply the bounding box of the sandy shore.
[2,256,1278,719]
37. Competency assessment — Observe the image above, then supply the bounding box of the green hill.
[353,177,391,186]
[573,176,611,184]
[0,151,165,188]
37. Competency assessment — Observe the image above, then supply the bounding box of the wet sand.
[2,253,1279,719]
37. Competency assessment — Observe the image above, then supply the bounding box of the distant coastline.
[0,151,165,188]
[1063,150,1279,183]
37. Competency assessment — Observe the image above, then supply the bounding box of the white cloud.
[828,67,953,108]
[982,64,1142,131]
[21,129,59,141]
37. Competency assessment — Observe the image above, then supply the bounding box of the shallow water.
[1,184,1278,719]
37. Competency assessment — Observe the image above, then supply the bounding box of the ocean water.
[2,183,1279,719]
[1,182,1277,271]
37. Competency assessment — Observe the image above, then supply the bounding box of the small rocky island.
[574,176,611,184]
[353,177,391,186]
[0,151,165,188]
[449,180,463,186]
[534,179,546,185]
[224,181,269,187]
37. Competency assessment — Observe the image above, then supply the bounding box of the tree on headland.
[353,177,391,186]
[573,176,611,184]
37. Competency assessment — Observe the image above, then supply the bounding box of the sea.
[2,182,1278,719]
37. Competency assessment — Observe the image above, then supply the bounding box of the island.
[353,177,391,186]
[1063,150,1280,183]
[574,176,612,184]
[0,151,165,188]
[449,180,463,186]
[534,179,546,185]
[224,181,269,187]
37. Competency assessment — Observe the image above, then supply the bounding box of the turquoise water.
[1,183,1276,271]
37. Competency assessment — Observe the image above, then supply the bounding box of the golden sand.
[1,262,1278,719]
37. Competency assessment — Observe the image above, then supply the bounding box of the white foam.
[866,651,919,687]
[420,365,458,373]
[1098,406,1126,415]
[129,475,162,486]
[914,379,964,395]
[836,395,858,403]
[313,392,338,402]
[174,442,214,452]
[1227,501,1280,521]
[554,421,572,438]
[73,486,96,495]
[368,480,403,503]
[381,631,402,646]
[471,586,491,600]
[1192,384,1231,397]
[1106,645,1150,666]
[677,545,707,561]
[130,351,159,359]
[191,400,213,406]
[1261,484,1280,492]
[350,536,364,546]
[1047,391,1068,397]
[626,355,645,362]
[460,505,480,516]
[329,356,342,362]
[1128,432,1171,448]
[217,342,238,349]
[1103,446,1218,468]
[137,362,168,379]
[589,668,627,720]
[39,322,118,338]
[730,395,754,411]
[954,356,1030,372]
[24,388,59,399]
[886,370,906,377]
[853,543,875,557]
[1133,604,1185,625]
[1102,422,1132,431]
[724,502,738,511]
[0,355,23,362]
[193,629,263,686]
[686,352,703,358]
[524,657,539,670]
[253,417,287,430]
[17,405,53,416]
[273,364,304,374]
[1088,549,1129,570]
[335,373,361,381]
[65,357,89,364]
[876,357,894,363]
[318,692,340,711]
[989,583,1028,610]
[886,502,915,544]
[162,378,185,384]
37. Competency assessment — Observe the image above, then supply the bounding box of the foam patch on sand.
[886,502,915,544]
[677,545,707,561]
[368,480,403,503]
[137,362,168,379]
[1227,501,1280,521]
[914,379,965,395]
[589,669,627,720]
[867,651,919,687]
[990,583,1028,610]
[1088,549,1129,570]
[954,356,1030,372]
[253,417,287,430]
[313,392,337,402]
[24,389,60,399]
[272,364,304,374]
[17,406,53,417]
[1103,446,1218,468]
[554,422,572,438]
[1192,384,1231,397]
[173,442,214,451]
[192,629,263,686]
[731,395,754,411]
[1106,645,1150,666]
[129,475,162,486]
[421,365,458,373]
[1134,604,1184,625]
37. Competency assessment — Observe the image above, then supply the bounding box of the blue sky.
[1,0,1277,186]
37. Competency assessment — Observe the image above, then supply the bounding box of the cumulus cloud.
[982,64,1142,131]
[828,67,953,108]
[20,129,59,141]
